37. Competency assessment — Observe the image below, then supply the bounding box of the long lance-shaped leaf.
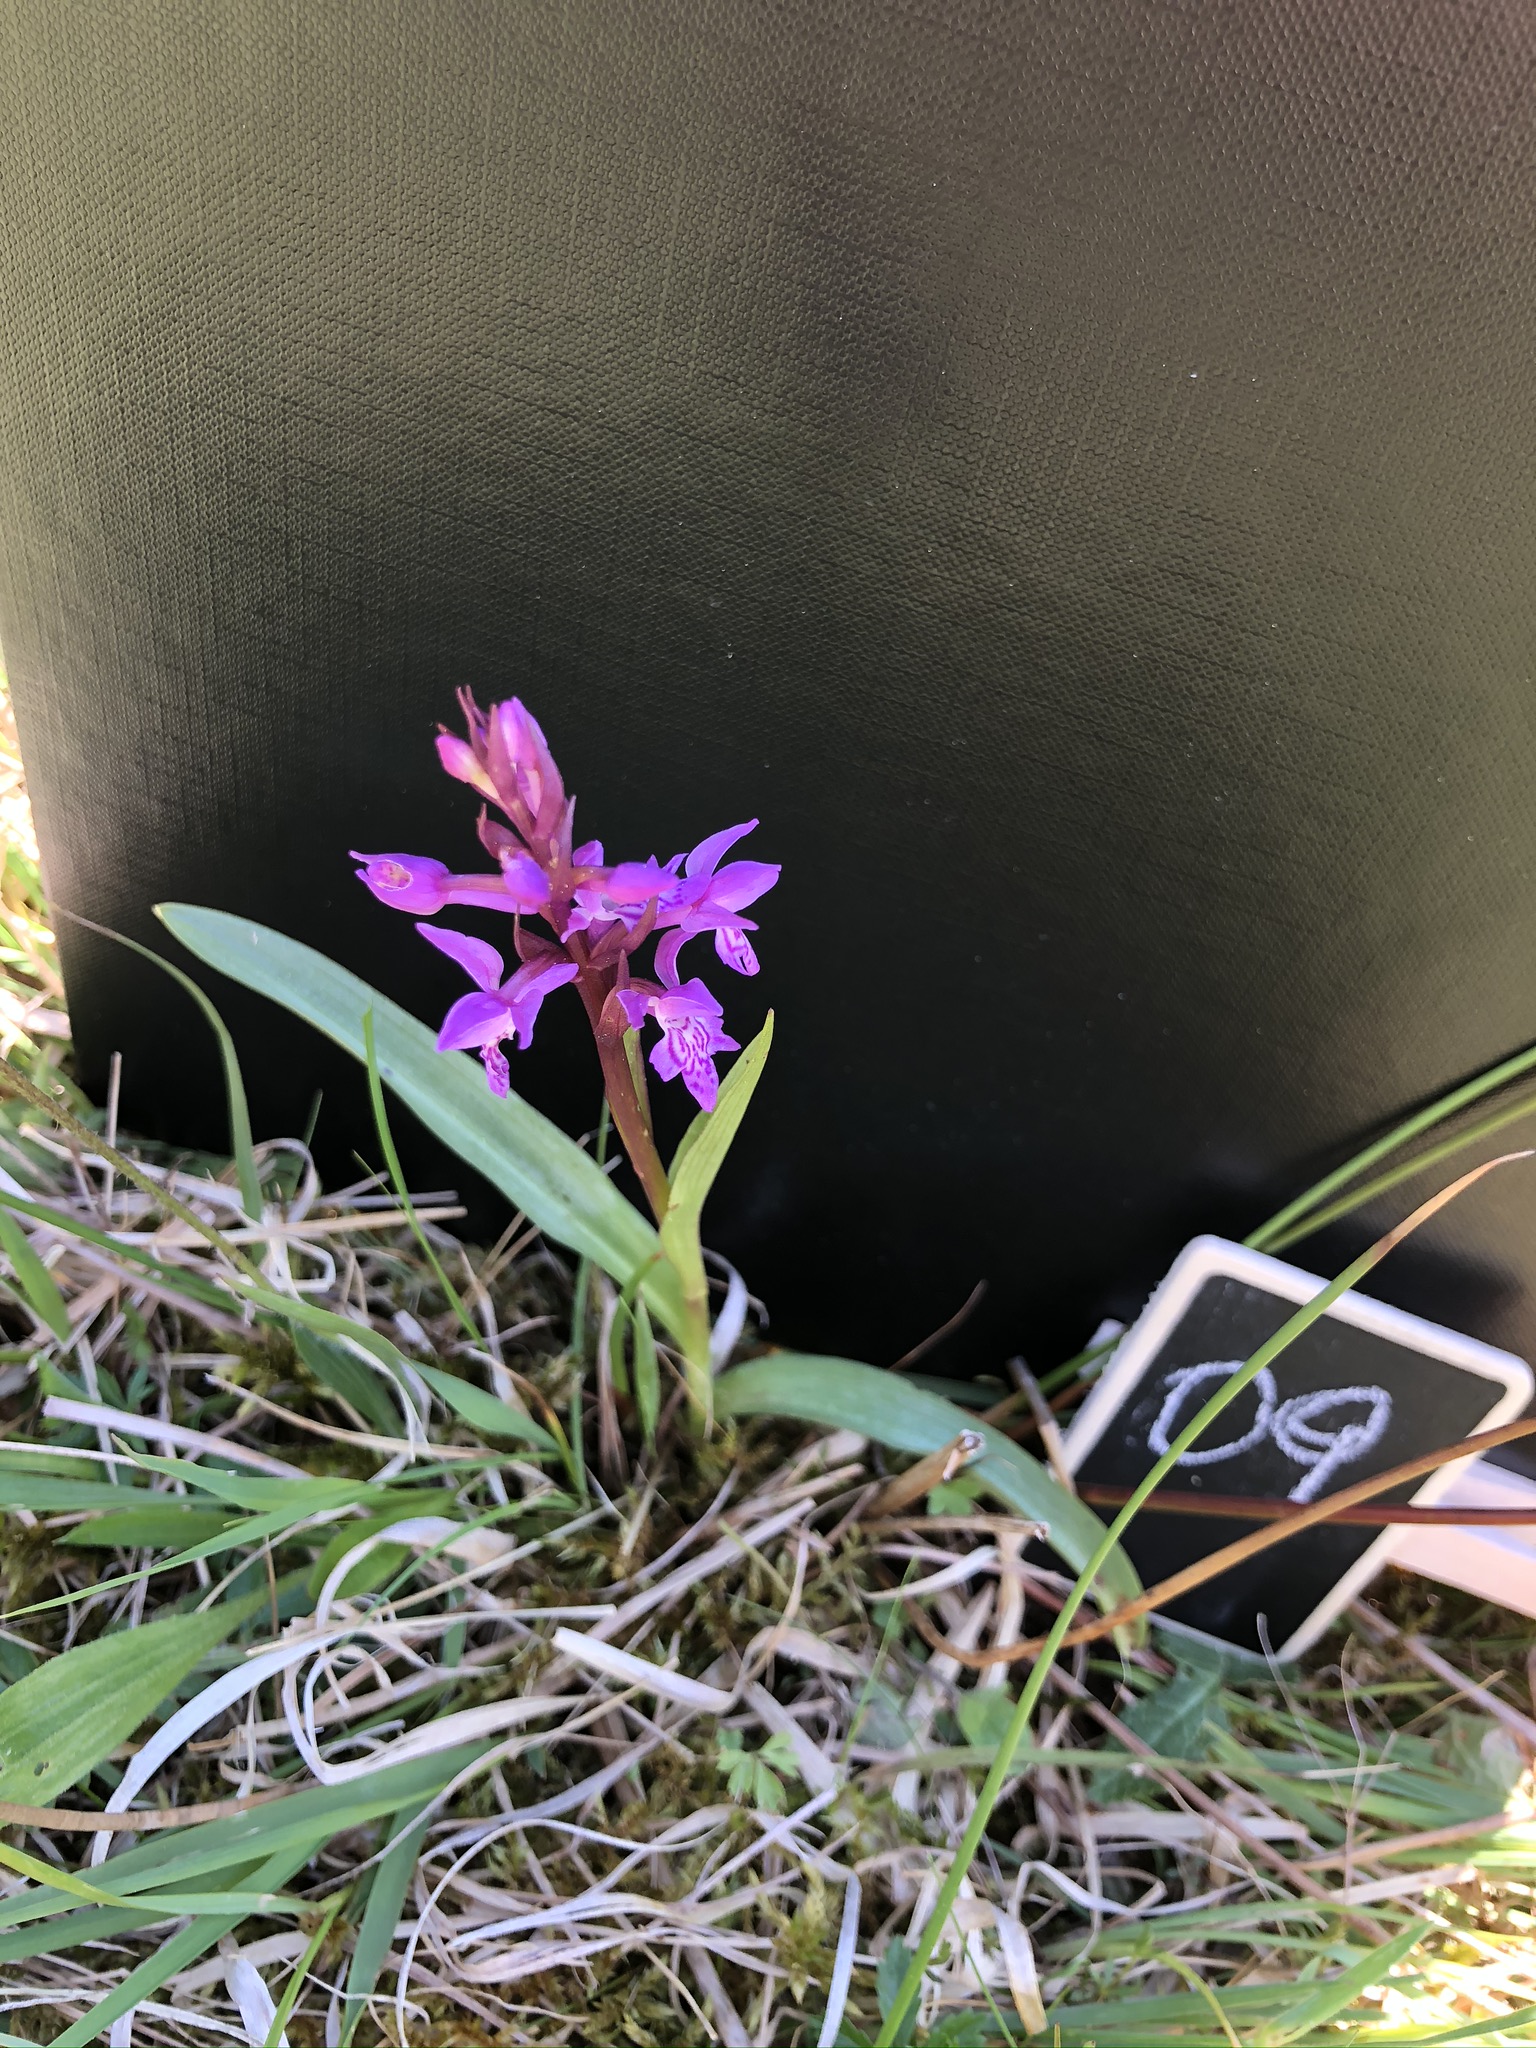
[156,905,687,1337]
[0,1588,267,1808]
[715,1352,1140,1607]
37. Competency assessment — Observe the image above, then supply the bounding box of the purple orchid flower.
[356,692,777,1156]
[352,851,548,917]
[617,972,740,1113]
[655,821,779,975]
[418,922,578,1097]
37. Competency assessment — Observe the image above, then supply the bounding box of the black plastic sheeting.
[2,0,1536,1459]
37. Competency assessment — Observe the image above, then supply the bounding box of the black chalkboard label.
[1064,1237,1533,1657]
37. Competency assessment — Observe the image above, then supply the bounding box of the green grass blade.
[414,1361,558,1453]
[290,1323,403,1437]
[1247,1036,1536,1252]
[0,1185,420,1384]
[1253,1924,1420,2045]
[715,1352,1139,1603]
[65,913,263,1221]
[873,1156,1512,2048]
[57,1504,234,1548]
[1261,1082,1536,1253]
[631,1293,660,1447]
[362,1006,478,1342]
[267,1883,348,2047]
[341,1798,433,2043]
[156,904,687,1337]
[53,1838,316,2048]
[0,1588,266,1805]
[0,1208,71,1340]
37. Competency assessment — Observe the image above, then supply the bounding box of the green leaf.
[659,1013,772,1314]
[57,1504,235,1549]
[631,1293,660,1447]
[715,1352,1141,1608]
[1096,1656,1229,1805]
[667,1012,774,1199]
[0,1589,265,1806]
[955,1690,1016,1753]
[67,915,263,1222]
[0,1209,71,1341]
[291,1323,404,1437]
[0,1475,152,1513]
[1253,1924,1421,2045]
[122,1450,370,1514]
[342,1798,433,2043]
[876,1942,919,2047]
[414,1362,558,1453]
[155,905,686,1337]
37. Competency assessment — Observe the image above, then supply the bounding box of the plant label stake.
[1063,1235,1533,1656]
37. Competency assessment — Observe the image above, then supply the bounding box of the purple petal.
[699,859,780,915]
[481,1044,511,1096]
[684,820,758,880]
[353,852,452,914]
[615,986,654,1032]
[648,1033,682,1084]
[654,929,688,986]
[491,853,547,912]
[436,733,498,801]
[504,957,580,1003]
[416,922,504,991]
[573,839,604,865]
[714,925,759,975]
[436,989,513,1052]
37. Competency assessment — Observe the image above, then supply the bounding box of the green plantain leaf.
[0,1589,266,1806]
[715,1352,1141,1607]
[156,905,686,1337]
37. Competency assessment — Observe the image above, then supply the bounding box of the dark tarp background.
[2,0,1536,1464]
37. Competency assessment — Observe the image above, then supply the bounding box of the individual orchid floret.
[485,697,567,847]
[352,851,545,916]
[418,922,578,1096]
[655,820,779,975]
[616,974,740,1113]
[568,855,684,934]
[435,731,499,804]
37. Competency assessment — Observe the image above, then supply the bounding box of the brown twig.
[905,1415,1536,1669]
[890,1280,988,1371]
[1078,1486,1536,1526]
[864,1430,986,1517]
[0,1788,289,1832]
